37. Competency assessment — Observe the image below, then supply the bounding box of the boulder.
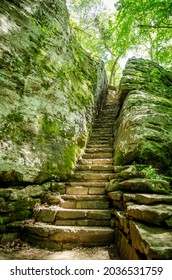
[114,58,172,177]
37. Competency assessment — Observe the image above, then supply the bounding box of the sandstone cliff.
[0,0,107,185]
[114,58,172,177]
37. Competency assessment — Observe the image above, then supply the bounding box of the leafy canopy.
[67,0,172,85]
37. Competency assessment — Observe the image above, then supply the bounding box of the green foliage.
[141,166,160,180]
[68,0,172,84]
[114,0,172,68]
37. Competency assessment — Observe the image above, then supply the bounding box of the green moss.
[114,150,125,165]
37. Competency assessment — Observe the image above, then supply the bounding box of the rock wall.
[114,58,172,177]
[108,58,172,260]
[0,0,107,186]
[106,165,172,260]
[0,181,65,242]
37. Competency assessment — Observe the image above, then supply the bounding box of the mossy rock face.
[0,0,107,185]
[0,198,40,213]
[114,58,172,176]
[106,178,170,194]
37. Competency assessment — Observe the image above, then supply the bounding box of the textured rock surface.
[0,0,107,185]
[130,221,172,259]
[114,58,172,176]
[106,178,170,194]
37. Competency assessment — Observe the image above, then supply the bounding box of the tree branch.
[139,24,172,29]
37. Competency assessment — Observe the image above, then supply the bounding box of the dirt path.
[0,240,120,260]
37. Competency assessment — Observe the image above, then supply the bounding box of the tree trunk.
[109,56,119,85]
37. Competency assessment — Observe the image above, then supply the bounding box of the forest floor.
[0,239,120,260]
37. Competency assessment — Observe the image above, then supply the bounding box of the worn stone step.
[93,127,114,131]
[23,223,115,249]
[89,139,114,145]
[90,136,114,140]
[66,186,106,195]
[60,200,110,209]
[85,147,113,153]
[61,194,109,201]
[91,133,113,138]
[66,181,107,188]
[87,143,113,149]
[34,207,111,223]
[78,158,113,165]
[101,111,116,115]
[76,165,114,172]
[82,153,113,159]
[55,220,110,226]
[93,123,114,128]
[70,172,112,181]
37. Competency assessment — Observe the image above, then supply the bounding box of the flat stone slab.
[59,200,109,209]
[108,191,123,201]
[66,182,106,187]
[70,172,112,181]
[61,194,109,201]
[23,223,115,245]
[55,219,110,226]
[123,193,172,205]
[129,221,172,259]
[127,204,172,225]
[66,186,106,195]
[76,165,114,171]
[34,207,111,223]
[106,178,170,194]
[82,153,113,159]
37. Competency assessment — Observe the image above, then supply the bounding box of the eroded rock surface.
[0,0,107,185]
[114,58,172,176]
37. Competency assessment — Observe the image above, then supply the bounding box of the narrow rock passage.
[22,100,120,258]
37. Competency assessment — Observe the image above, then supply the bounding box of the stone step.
[82,153,113,159]
[59,200,110,209]
[66,186,106,195]
[87,144,113,149]
[70,172,112,181]
[61,194,109,201]
[91,133,113,138]
[78,158,113,165]
[101,109,116,114]
[90,135,114,140]
[76,165,114,172]
[66,181,107,187]
[23,223,115,249]
[85,147,113,153]
[34,207,111,222]
[55,219,110,226]
[93,127,113,131]
[89,139,114,145]
[93,123,114,128]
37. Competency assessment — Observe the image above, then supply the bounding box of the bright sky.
[102,0,116,10]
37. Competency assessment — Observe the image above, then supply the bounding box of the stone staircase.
[22,102,118,250]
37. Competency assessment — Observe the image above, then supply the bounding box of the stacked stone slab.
[22,102,118,250]
[106,165,172,260]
